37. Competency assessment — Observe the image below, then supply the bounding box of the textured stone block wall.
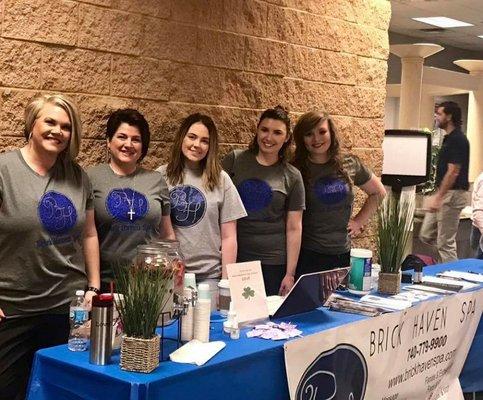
[0,0,391,251]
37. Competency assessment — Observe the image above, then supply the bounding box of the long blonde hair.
[24,94,82,160]
[166,113,222,191]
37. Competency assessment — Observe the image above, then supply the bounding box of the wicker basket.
[120,335,160,373]
[378,271,401,295]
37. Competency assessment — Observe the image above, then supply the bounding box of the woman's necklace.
[126,187,136,221]
[113,165,138,221]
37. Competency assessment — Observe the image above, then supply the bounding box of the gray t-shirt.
[158,165,247,280]
[302,155,372,254]
[87,164,171,282]
[0,150,93,317]
[222,150,305,265]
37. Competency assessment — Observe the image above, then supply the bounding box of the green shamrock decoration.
[242,286,255,300]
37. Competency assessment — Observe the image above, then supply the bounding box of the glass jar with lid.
[149,239,185,297]
[136,244,175,326]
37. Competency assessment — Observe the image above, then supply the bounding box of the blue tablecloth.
[27,259,483,400]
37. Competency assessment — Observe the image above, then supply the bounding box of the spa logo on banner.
[284,290,482,400]
[295,344,367,400]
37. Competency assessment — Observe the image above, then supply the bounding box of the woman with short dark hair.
[87,108,174,289]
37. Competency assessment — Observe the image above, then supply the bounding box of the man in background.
[419,101,470,263]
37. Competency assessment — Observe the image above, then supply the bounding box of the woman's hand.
[279,274,295,296]
[0,307,5,322]
[348,218,364,238]
[84,290,97,311]
[322,271,340,300]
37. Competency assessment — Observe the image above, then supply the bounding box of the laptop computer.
[267,267,351,319]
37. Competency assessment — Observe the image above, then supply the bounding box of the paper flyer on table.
[226,261,269,325]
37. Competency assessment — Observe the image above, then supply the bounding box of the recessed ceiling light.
[412,17,474,28]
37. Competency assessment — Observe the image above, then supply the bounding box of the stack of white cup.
[181,273,197,342]
[193,283,211,343]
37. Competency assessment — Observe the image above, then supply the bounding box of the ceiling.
[390,0,483,52]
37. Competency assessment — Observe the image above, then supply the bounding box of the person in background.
[292,110,386,276]
[223,106,305,296]
[0,94,100,399]
[419,101,470,263]
[470,172,483,259]
[87,109,174,290]
[159,113,246,306]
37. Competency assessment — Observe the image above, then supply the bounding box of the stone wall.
[0,0,391,250]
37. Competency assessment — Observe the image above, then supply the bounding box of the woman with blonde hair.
[292,110,385,276]
[158,113,246,304]
[223,106,305,296]
[0,94,100,399]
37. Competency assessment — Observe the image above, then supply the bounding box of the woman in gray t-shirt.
[223,106,305,296]
[87,109,174,289]
[0,94,100,398]
[292,111,386,276]
[159,113,246,304]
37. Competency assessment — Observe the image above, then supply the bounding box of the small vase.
[120,335,160,373]
[378,271,401,295]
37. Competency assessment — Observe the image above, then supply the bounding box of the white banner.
[285,290,482,400]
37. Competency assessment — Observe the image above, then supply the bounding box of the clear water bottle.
[68,290,89,351]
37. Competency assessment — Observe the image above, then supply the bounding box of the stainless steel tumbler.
[89,294,113,365]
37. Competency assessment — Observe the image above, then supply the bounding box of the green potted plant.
[376,191,414,295]
[113,258,174,373]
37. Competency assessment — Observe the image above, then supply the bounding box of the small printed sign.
[226,261,269,325]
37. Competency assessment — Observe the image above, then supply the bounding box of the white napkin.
[169,340,226,366]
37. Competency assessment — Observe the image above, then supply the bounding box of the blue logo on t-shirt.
[38,191,77,235]
[170,185,206,227]
[237,178,273,212]
[106,188,148,223]
[295,344,367,400]
[314,177,348,205]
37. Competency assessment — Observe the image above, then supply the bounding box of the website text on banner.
[284,290,482,400]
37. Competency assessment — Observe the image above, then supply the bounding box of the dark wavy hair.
[166,113,222,191]
[106,108,150,161]
[292,111,350,186]
[439,101,462,128]
[249,105,292,162]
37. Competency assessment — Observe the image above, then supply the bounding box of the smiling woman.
[222,106,306,296]
[0,94,100,399]
[87,109,175,289]
[159,113,247,308]
[292,110,386,276]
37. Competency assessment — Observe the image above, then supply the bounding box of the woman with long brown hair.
[292,111,386,275]
[223,106,305,296]
[158,113,246,302]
